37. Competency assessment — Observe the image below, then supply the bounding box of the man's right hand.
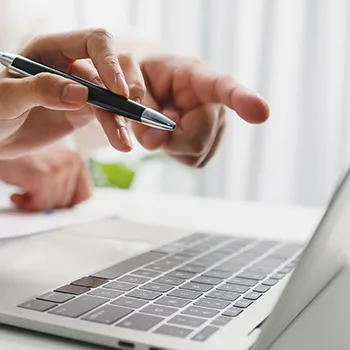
[0,29,146,159]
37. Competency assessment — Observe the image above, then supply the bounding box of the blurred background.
[2,0,350,207]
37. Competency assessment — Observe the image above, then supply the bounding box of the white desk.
[0,190,325,349]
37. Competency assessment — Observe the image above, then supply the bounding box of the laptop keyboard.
[18,233,302,341]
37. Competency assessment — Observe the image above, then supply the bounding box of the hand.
[132,54,270,167]
[0,144,92,211]
[0,29,147,158]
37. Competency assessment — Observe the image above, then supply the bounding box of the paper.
[0,188,122,239]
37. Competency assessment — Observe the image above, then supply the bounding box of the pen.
[0,52,176,131]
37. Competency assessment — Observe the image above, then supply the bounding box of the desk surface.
[0,189,324,350]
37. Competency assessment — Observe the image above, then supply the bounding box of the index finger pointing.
[188,65,270,124]
[22,28,129,97]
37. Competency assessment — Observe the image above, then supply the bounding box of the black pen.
[0,52,176,131]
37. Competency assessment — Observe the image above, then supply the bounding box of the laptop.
[0,169,350,350]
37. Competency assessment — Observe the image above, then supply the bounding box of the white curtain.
[76,0,350,207]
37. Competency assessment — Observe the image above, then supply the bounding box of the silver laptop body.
[1,169,350,350]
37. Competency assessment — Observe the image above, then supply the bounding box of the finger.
[164,104,220,157]
[71,166,93,206]
[131,92,172,150]
[70,60,133,152]
[59,161,81,208]
[10,193,29,209]
[118,52,146,102]
[175,64,270,124]
[0,74,88,119]
[23,28,129,96]
[11,190,50,212]
[197,109,226,167]
[170,113,225,168]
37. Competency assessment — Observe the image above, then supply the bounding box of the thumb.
[0,73,89,119]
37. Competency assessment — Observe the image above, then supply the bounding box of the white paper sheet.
[0,188,122,239]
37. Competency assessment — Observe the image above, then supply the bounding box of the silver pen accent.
[141,109,176,130]
[0,51,15,67]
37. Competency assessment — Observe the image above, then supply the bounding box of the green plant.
[89,151,169,189]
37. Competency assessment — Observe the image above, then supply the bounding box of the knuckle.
[29,33,46,46]
[31,73,55,92]
[129,81,146,99]
[89,73,103,86]
[91,28,114,41]
[118,51,135,63]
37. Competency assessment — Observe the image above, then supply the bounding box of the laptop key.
[167,270,195,279]
[131,269,161,278]
[262,279,278,286]
[271,273,285,280]
[182,306,219,318]
[244,292,262,301]
[111,297,147,309]
[181,249,202,257]
[49,296,107,318]
[194,298,229,310]
[140,304,177,317]
[211,315,232,326]
[126,289,161,301]
[71,276,106,288]
[141,283,173,293]
[167,254,190,263]
[192,276,223,285]
[91,251,166,279]
[18,299,57,312]
[180,282,213,293]
[217,284,249,294]
[191,260,216,268]
[82,305,133,325]
[37,292,74,304]
[227,277,258,287]
[169,315,206,328]
[237,271,266,281]
[157,258,182,268]
[104,281,137,292]
[118,275,150,285]
[117,313,164,331]
[253,285,271,293]
[213,264,241,273]
[168,289,202,300]
[154,325,192,338]
[279,267,292,274]
[234,299,253,308]
[222,307,243,317]
[177,265,205,274]
[155,296,191,308]
[154,276,185,286]
[88,288,123,299]
[55,285,89,295]
[206,290,240,302]
[192,326,219,341]
[203,270,233,279]
[144,264,172,273]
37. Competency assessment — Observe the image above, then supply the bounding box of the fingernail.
[61,84,88,105]
[120,126,133,149]
[135,98,141,104]
[116,73,129,97]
